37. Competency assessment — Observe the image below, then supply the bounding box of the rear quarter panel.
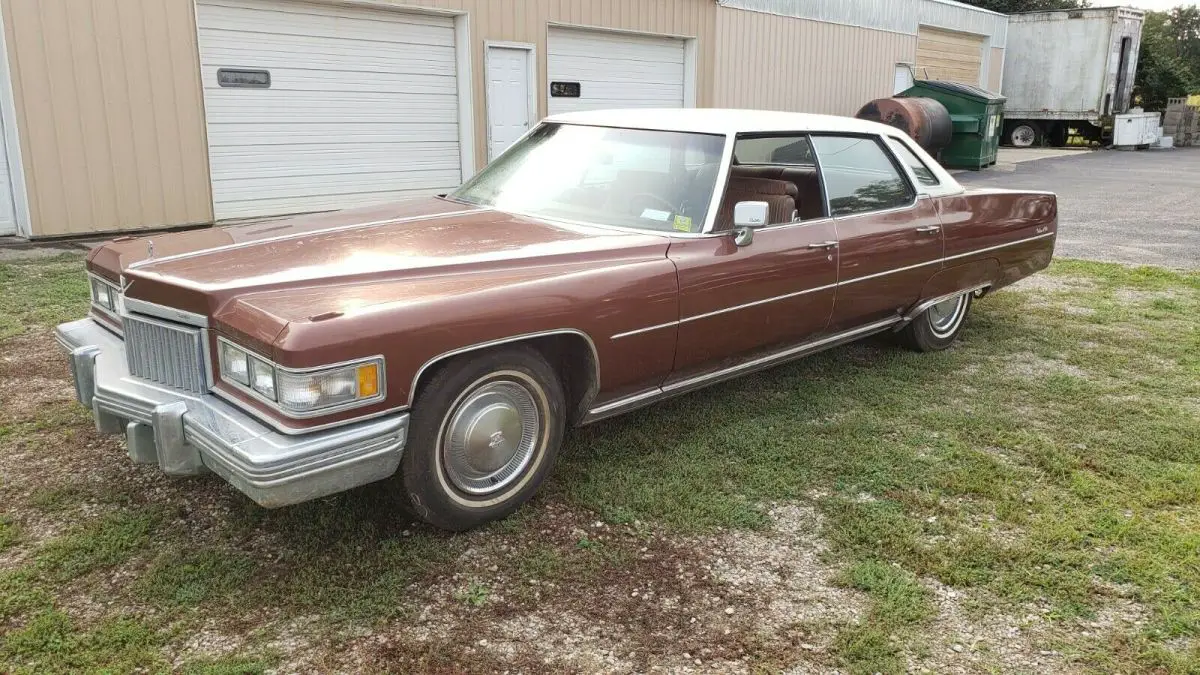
[932,189,1057,295]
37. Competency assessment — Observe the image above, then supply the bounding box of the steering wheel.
[628,192,676,216]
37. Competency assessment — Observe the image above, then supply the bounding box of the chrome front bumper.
[55,318,408,507]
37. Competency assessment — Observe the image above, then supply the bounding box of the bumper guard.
[55,318,408,507]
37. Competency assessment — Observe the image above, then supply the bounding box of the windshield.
[451,123,725,233]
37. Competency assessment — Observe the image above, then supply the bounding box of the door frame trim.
[483,41,537,162]
[0,5,30,237]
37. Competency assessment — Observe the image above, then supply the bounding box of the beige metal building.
[0,0,1006,238]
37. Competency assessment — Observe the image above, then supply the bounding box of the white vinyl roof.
[545,108,902,137]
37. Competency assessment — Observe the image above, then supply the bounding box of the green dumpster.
[900,80,1005,170]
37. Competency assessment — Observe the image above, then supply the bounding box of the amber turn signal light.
[356,363,380,398]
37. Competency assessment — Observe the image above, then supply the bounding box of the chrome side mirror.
[732,201,769,247]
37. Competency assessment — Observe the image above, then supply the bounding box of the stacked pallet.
[1163,97,1198,146]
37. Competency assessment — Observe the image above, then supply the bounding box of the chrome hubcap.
[441,379,541,496]
[928,294,968,338]
[1012,125,1036,147]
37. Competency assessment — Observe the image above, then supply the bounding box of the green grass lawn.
[0,253,1197,673]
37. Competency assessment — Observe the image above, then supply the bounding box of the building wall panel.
[988,47,1005,92]
[2,0,212,237]
[410,0,717,166]
[712,6,916,116]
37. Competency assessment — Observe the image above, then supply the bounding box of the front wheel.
[897,292,973,352]
[399,346,565,531]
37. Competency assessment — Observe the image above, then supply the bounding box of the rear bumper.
[55,318,408,507]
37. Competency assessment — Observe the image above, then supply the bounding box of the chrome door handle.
[807,241,838,249]
[915,225,941,233]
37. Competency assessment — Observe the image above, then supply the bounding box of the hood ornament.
[146,239,155,258]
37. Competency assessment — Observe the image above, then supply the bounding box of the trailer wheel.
[1008,122,1041,148]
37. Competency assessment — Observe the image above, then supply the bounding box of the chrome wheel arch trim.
[407,328,600,408]
[895,283,989,330]
[927,294,969,338]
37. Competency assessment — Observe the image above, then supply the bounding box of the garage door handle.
[807,241,838,249]
[915,225,941,233]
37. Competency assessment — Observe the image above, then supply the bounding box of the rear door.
[812,135,943,332]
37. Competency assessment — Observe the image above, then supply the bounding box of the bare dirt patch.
[256,501,866,674]
[1008,274,1097,295]
[1002,351,1089,381]
[1112,288,1184,304]
[906,578,1153,675]
[0,328,76,424]
[709,503,867,662]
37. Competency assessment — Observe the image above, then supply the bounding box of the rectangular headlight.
[249,357,276,400]
[218,341,250,386]
[90,277,116,311]
[276,360,384,414]
[216,337,383,416]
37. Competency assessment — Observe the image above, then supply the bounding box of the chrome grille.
[124,314,207,393]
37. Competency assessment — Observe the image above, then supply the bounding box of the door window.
[811,136,914,217]
[885,136,940,187]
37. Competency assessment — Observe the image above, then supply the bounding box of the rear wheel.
[400,346,565,531]
[898,292,973,352]
[1008,122,1041,148]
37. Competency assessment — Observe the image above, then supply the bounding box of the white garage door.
[547,28,686,116]
[196,0,462,221]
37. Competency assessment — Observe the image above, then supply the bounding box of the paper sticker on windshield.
[673,215,693,232]
[639,208,671,222]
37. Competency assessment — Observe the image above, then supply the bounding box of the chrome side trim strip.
[610,230,1057,339]
[610,321,679,340]
[681,281,838,324]
[586,387,663,417]
[942,230,1056,262]
[585,317,900,424]
[838,257,941,286]
[124,297,209,327]
[408,329,601,407]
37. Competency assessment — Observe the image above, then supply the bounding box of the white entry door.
[894,63,915,95]
[486,45,533,161]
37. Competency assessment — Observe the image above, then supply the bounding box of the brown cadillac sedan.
[57,109,1057,530]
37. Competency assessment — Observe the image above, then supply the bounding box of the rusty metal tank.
[856,97,953,154]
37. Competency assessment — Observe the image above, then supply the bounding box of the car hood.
[90,198,671,349]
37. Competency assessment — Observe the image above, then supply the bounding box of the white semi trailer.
[1001,6,1145,147]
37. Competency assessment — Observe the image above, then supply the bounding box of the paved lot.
[956,147,1200,270]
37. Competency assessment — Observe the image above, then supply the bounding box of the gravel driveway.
[956,147,1200,270]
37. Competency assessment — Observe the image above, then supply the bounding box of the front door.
[486,45,532,161]
[810,135,943,331]
[667,221,840,383]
